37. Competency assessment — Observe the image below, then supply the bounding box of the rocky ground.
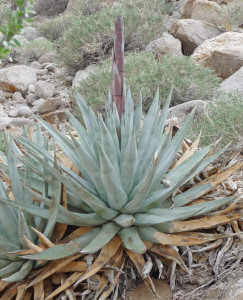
[0,0,242,299]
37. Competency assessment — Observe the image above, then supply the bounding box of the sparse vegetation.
[189,92,243,153]
[53,0,171,69]
[76,52,221,113]
[221,0,243,31]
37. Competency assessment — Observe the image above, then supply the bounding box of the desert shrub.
[38,13,73,41]
[17,38,53,62]
[189,93,243,154]
[221,0,243,30]
[33,0,69,16]
[56,0,171,69]
[76,52,221,113]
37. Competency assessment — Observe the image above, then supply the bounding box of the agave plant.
[0,131,61,284]
[0,16,242,300]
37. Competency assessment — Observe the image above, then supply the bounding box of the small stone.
[26,93,39,105]
[35,69,48,76]
[37,97,64,114]
[34,81,55,99]
[44,63,55,71]
[32,99,45,113]
[4,92,12,99]
[224,180,237,191]
[8,108,19,117]
[0,96,5,103]
[41,75,49,80]
[30,61,42,69]
[12,92,23,102]
[28,84,35,94]
[17,106,32,117]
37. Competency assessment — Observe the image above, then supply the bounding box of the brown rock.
[170,19,222,55]
[192,32,243,79]
[37,97,64,114]
[180,0,196,18]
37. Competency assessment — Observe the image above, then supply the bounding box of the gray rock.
[41,75,49,80]
[8,108,19,117]
[34,81,55,99]
[145,33,182,57]
[167,100,207,126]
[32,98,46,113]
[23,26,41,41]
[0,96,5,104]
[38,51,56,64]
[35,69,48,76]
[170,19,222,55]
[219,66,243,96]
[30,61,42,69]
[44,63,55,71]
[55,67,70,78]
[26,93,39,105]
[17,106,33,117]
[0,65,37,93]
[0,117,34,130]
[192,32,243,79]
[72,65,98,88]
[12,92,24,102]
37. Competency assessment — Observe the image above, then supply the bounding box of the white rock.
[34,81,55,99]
[30,61,42,69]
[35,69,48,76]
[28,84,35,94]
[191,0,224,28]
[26,94,39,105]
[219,66,243,96]
[17,106,33,117]
[12,92,24,102]
[145,33,182,57]
[167,100,207,126]
[192,32,243,79]
[72,65,98,88]
[23,26,41,41]
[8,108,19,117]
[0,65,37,93]
[170,19,222,55]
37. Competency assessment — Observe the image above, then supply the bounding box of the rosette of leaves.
[0,130,61,283]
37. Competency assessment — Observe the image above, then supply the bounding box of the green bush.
[38,13,73,41]
[189,93,243,154]
[55,0,171,70]
[76,52,221,113]
[16,38,53,62]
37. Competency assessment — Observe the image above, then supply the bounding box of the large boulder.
[192,32,243,79]
[0,65,37,93]
[219,66,243,96]
[167,100,207,126]
[191,0,224,28]
[170,19,222,55]
[145,33,182,57]
[180,0,195,18]
[72,65,98,88]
